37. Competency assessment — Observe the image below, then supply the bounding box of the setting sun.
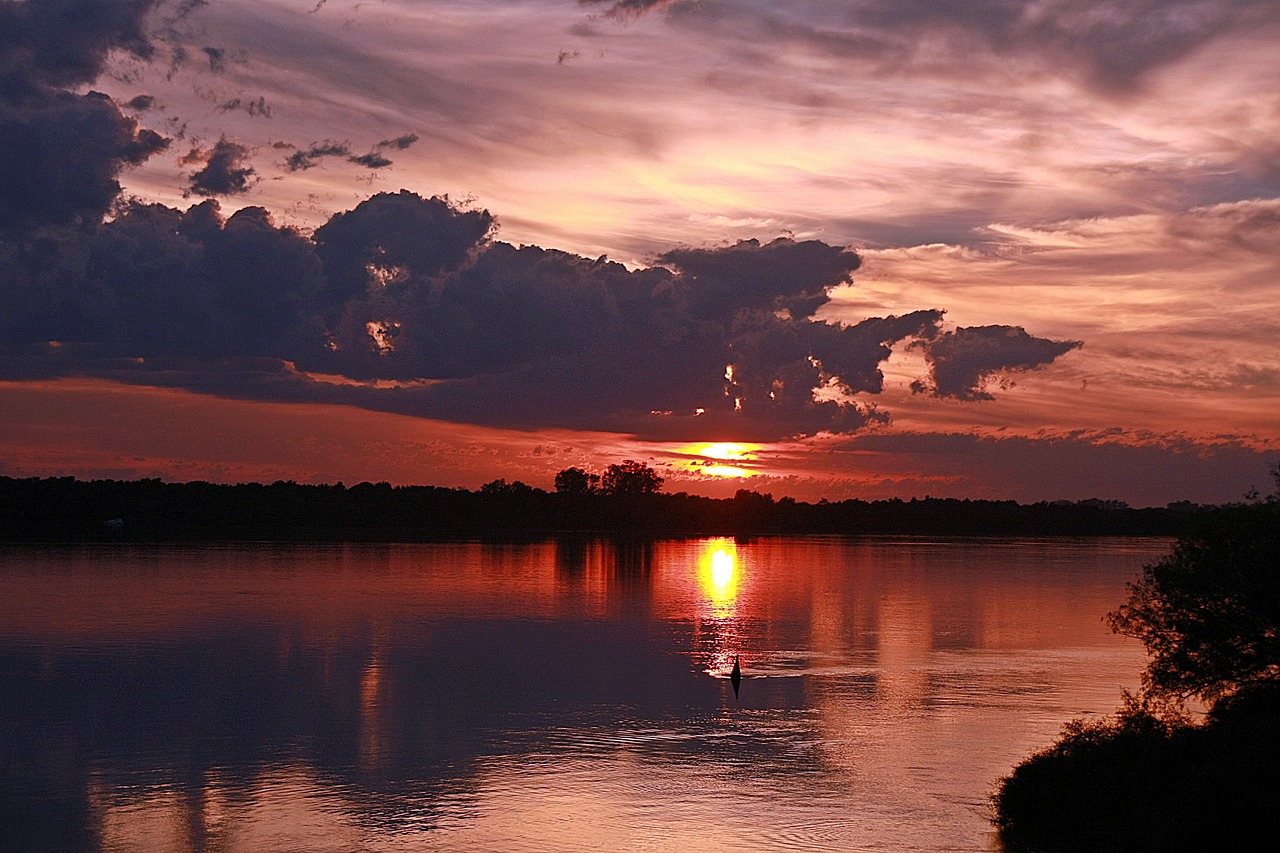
[696,442,760,461]
[675,442,764,479]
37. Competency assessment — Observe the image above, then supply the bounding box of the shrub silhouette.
[995,684,1280,851]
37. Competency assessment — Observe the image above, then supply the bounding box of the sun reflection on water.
[698,539,740,613]
[695,538,745,681]
[710,549,734,590]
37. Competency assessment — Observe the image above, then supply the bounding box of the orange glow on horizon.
[700,464,754,478]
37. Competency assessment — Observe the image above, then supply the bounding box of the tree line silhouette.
[0,461,1219,541]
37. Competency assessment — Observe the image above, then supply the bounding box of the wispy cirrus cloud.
[584,0,1280,95]
[580,0,687,19]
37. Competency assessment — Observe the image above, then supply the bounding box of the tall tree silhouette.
[553,467,600,494]
[1108,465,1280,706]
[600,461,664,497]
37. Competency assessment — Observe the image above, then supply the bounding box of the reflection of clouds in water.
[90,766,368,853]
[875,591,934,710]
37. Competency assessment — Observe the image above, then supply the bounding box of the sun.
[696,442,759,461]
[675,442,764,478]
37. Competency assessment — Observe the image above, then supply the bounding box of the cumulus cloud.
[311,189,495,311]
[656,237,860,320]
[183,138,256,196]
[0,187,1080,441]
[911,325,1082,400]
[0,0,156,94]
[1,89,168,230]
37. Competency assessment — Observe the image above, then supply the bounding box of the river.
[0,536,1168,851]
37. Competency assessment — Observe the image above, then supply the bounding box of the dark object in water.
[730,655,741,698]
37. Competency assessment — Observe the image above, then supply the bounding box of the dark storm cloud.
[0,0,156,95]
[0,89,168,229]
[0,190,1080,441]
[349,151,392,169]
[911,325,1083,401]
[0,0,169,231]
[183,138,256,196]
[125,93,156,111]
[347,133,420,169]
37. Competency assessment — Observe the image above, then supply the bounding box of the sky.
[1,0,1278,505]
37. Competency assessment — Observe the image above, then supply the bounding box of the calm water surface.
[0,537,1170,852]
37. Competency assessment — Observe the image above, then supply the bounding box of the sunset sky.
[2,0,1278,504]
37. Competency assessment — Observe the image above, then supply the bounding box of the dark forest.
[0,468,1213,542]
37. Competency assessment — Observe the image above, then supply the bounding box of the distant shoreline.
[1,475,1214,543]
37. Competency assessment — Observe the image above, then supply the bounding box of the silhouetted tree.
[480,478,511,495]
[1108,465,1280,706]
[600,460,664,497]
[553,467,600,494]
[995,465,1280,850]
